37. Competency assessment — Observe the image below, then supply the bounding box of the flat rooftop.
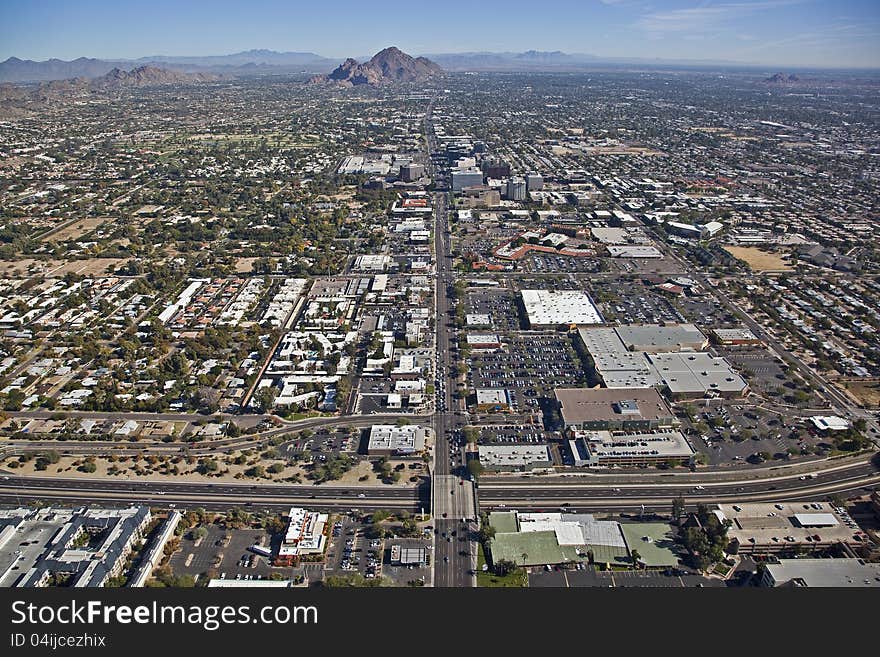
[614,323,707,352]
[555,387,673,425]
[646,352,747,395]
[465,314,491,326]
[577,327,660,388]
[479,445,550,468]
[716,502,866,548]
[490,512,631,566]
[570,429,695,462]
[367,424,427,453]
[521,289,603,327]
[475,389,511,406]
[764,559,880,587]
[606,245,663,258]
[619,523,680,567]
[712,327,760,342]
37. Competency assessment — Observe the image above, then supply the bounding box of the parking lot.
[476,424,561,445]
[467,333,586,413]
[685,402,827,465]
[467,288,522,331]
[597,280,684,324]
[523,253,600,274]
[279,426,359,458]
[324,515,384,581]
[169,525,278,583]
[676,296,738,327]
[381,538,432,587]
[720,347,823,406]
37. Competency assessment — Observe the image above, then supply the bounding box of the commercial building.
[809,416,851,433]
[760,559,880,587]
[555,387,675,431]
[477,444,551,471]
[590,227,629,245]
[487,512,678,568]
[711,327,762,346]
[278,507,328,559]
[466,333,502,351]
[568,429,695,467]
[390,545,428,566]
[481,158,511,179]
[506,177,527,201]
[451,168,484,192]
[520,289,603,327]
[606,245,664,258]
[577,325,747,397]
[207,579,295,588]
[465,313,491,327]
[475,388,512,411]
[716,502,868,555]
[489,511,630,567]
[367,424,427,455]
[577,327,660,388]
[0,506,151,588]
[614,323,707,352]
[666,221,703,239]
[526,173,543,191]
[647,352,748,398]
[399,163,425,182]
[458,185,501,208]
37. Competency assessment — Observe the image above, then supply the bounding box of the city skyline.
[1,0,879,69]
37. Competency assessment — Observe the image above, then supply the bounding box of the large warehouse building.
[614,323,707,352]
[554,387,675,431]
[577,326,661,388]
[647,352,748,399]
[520,289,603,327]
[576,325,747,398]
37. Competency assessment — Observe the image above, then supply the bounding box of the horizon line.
[1,48,879,73]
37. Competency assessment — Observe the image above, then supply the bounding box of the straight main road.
[426,105,478,588]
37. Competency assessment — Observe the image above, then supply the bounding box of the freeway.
[0,474,425,512]
[0,457,874,517]
[479,472,880,512]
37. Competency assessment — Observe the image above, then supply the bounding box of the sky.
[1,0,879,69]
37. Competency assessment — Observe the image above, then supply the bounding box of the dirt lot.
[41,217,108,242]
[0,257,128,277]
[843,381,880,408]
[2,453,417,487]
[234,257,259,273]
[724,246,793,272]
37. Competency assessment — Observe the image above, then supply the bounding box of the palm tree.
[630,549,641,569]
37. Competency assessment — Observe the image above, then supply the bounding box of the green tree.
[672,495,686,523]
[467,459,483,481]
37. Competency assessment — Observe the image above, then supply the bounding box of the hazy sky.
[1,0,879,68]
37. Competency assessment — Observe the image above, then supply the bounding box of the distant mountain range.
[0,66,218,117]
[309,47,442,86]
[0,48,856,84]
[0,51,337,83]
